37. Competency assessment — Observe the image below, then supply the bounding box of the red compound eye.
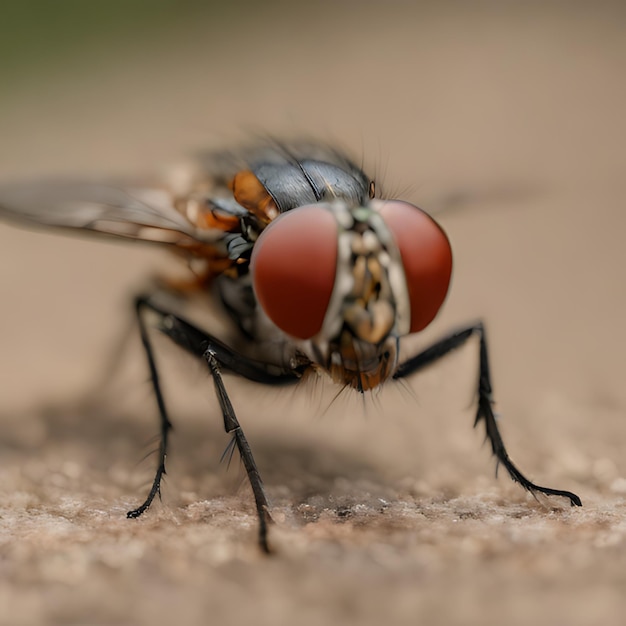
[251,205,338,339]
[378,201,453,333]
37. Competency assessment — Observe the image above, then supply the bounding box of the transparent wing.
[0,180,222,247]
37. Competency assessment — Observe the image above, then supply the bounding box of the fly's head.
[250,199,453,391]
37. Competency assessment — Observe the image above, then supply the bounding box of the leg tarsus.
[476,390,582,506]
[126,461,167,518]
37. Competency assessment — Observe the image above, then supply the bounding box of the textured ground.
[1,3,625,625]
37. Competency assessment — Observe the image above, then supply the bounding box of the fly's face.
[250,199,453,390]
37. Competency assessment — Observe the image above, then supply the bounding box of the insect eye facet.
[378,200,453,333]
[250,205,338,339]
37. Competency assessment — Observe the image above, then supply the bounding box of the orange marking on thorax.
[230,170,278,223]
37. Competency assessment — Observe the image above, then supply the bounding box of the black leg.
[127,295,302,552]
[205,349,272,553]
[393,321,582,507]
[126,297,172,519]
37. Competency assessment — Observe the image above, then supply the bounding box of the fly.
[0,140,582,552]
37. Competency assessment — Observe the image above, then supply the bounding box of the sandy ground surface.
[1,3,625,625]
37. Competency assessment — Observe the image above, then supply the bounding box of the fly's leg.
[128,295,302,553]
[393,321,582,507]
[126,297,172,519]
[205,350,272,553]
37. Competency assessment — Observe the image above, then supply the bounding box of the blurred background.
[0,2,625,625]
